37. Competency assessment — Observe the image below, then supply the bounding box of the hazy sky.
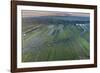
[22,10,90,17]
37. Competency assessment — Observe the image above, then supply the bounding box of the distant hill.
[22,16,90,25]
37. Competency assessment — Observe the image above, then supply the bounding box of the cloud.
[22,10,90,17]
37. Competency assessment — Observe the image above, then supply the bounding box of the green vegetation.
[22,16,90,62]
